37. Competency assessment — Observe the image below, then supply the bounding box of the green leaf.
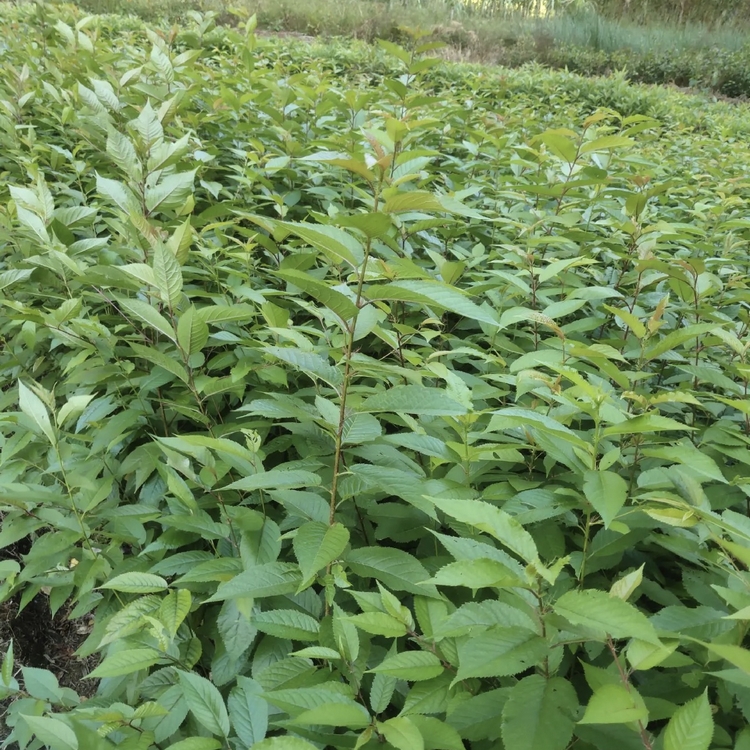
[118,298,176,341]
[408,716,464,750]
[167,216,194,264]
[100,572,168,593]
[702,642,750,674]
[107,128,142,181]
[424,496,538,565]
[18,381,56,445]
[294,521,350,590]
[207,563,302,602]
[663,691,713,750]
[370,670,397,714]
[367,280,498,327]
[165,739,222,750]
[428,558,523,589]
[22,667,62,702]
[603,304,646,339]
[153,243,183,308]
[218,598,257,659]
[342,413,382,444]
[369,651,444,682]
[643,323,718,361]
[578,683,649,725]
[378,717,425,750]
[96,173,139,213]
[583,470,628,529]
[603,414,694,435]
[159,589,192,636]
[250,739,319,750]
[196,304,257,324]
[177,306,210,356]
[146,170,197,213]
[21,715,78,750]
[554,590,661,645]
[274,270,358,321]
[383,190,445,214]
[538,130,578,162]
[345,612,408,638]
[501,675,578,750]
[1,640,13,687]
[222,469,321,492]
[610,565,644,602]
[361,385,468,416]
[580,134,633,153]
[253,609,320,641]
[228,676,267,746]
[89,648,161,678]
[456,628,548,681]
[0,268,34,291]
[346,547,441,598]
[292,702,371,728]
[275,220,364,267]
[178,670,230,737]
[130,343,189,383]
[265,345,343,386]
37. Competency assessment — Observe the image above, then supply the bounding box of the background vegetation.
[63,0,750,98]
[4,2,750,750]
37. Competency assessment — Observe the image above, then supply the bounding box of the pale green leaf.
[456,628,547,681]
[427,558,523,589]
[378,716,425,750]
[96,173,139,213]
[663,691,713,750]
[178,669,230,737]
[370,671,397,714]
[345,612,408,638]
[177,306,209,356]
[583,470,628,529]
[367,280,498,327]
[346,547,441,598]
[253,609,320,641]
[610,565,644,602]
[294,521,350,590]
[100,572,168,593]
[361,385,467,416]
[165,739,221,750]
[107,128,142,181]
[222,469,321,492]
[89,648,161,677]
[207,563,302,602]
[369,651,444,682]
[424,496,538,565]
[250,739,318,750]
[275,220,364,267]
[118,298,176,341]
[229,676,268,746]
[153,243,183,308]
[274,269,358,321]
[130,342,189,383]
[21,715,78,750]
[159,589,192,636]
[578,683,649,725]
[501,675,578,750]
[554,590,661,645]
[18,381,56,445]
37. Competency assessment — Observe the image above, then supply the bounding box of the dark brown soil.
[0,540,99,742]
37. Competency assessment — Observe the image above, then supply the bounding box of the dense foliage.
[5,4,750,750]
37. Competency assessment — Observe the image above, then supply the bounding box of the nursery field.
[6,4,750,750]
